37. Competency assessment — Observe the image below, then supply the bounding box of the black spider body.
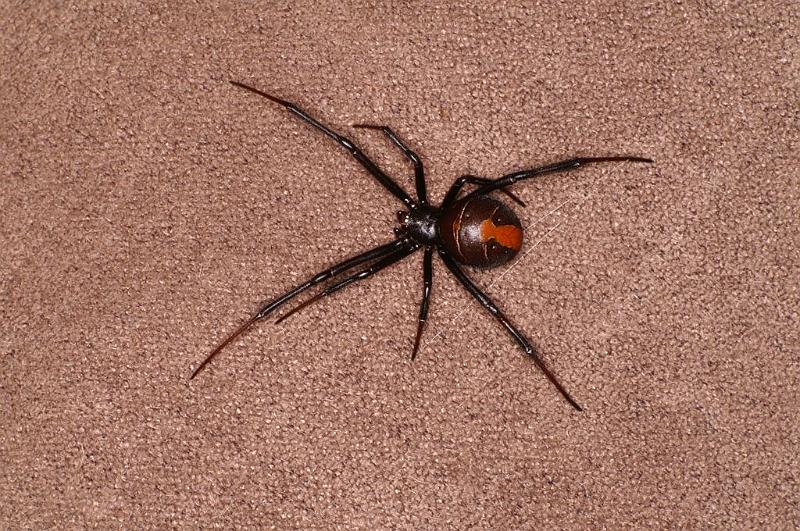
[190,81,653,411]
[437,195,523,268]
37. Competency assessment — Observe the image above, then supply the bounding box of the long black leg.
[441,174,527,209]
[438,248,583,411]
[231,81,415,209]
[190,238,407,379]
[276,243,418,323]
[463,156,653,201]
[352,124,427,204]
[411,246,433,360]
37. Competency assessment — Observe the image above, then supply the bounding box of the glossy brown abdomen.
[438,196,523,268]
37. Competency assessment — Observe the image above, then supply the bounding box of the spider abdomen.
[438,196,523,268]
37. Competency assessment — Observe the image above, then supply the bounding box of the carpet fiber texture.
[1,1,798,528]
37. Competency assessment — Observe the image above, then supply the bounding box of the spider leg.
[411,246,433,360]
[352,124,427,204]
[441,174,527,208]
[231,81,415,208]
[190,238,407,379]
[276,242,418,323]
[463,156,653,201]
[437,248,583,411]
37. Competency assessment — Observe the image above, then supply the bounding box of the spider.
[190,80,653,411]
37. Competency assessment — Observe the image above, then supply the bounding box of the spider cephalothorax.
[398,205,440,244]
[190,81,653,411]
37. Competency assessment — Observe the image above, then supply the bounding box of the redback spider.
[190,80,653,411]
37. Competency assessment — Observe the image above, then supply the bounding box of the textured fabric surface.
[2,1,798,528]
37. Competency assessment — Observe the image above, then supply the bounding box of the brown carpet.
[2,1,798,527]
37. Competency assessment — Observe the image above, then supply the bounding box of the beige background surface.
[2,1,798,528]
